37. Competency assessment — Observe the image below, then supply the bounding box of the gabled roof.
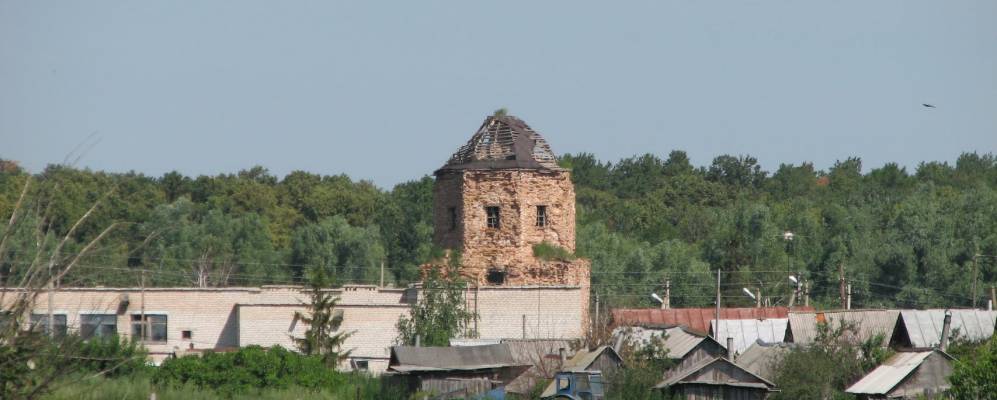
[612,326,715,360]
[437,115,563,173]
[561,345,622,372]
[540,346,624,398]
[735,341,794,382]
[388,344,526,373]
[897,309,996,348]
[654,356,777,390]
[788,309,899,346]
[612,306,811,334]
[711,319,788,353]
[845,350,955,395]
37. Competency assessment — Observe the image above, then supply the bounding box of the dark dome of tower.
[437,115,563,172]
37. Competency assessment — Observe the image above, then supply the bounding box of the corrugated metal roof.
[735,342,793,381]
[711,319,788,354]
[388,344,526,373]
[789,310,899,346]
[899,309,997,348]
[787,311,816,343]
[611,326,708,359]
[845,351,934,394]
[612,306,812,334]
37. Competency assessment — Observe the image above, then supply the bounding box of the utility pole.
[972,254,979,308]
[804,280,810,307]
[379,261,385,288]
[664,280,671,310]
[714,269,721,339]
[595,293,600,326]
[521,314,526,339]
[141,270,147,341]
[47,280,54,336]
[838,262,846,309]
[846,283,852,310]
[755,288,761,308]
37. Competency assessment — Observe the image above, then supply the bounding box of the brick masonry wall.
[433,168,581,286]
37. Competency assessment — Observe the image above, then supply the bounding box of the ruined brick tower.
[433,114,591,288]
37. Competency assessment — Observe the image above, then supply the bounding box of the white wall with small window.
[131,312,168,343]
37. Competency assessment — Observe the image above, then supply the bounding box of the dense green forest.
[1,151,995,310]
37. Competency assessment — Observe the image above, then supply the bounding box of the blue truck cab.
[543,371,605,400]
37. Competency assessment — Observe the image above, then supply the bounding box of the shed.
[788,310,900,346]
[654,356,778,399]
[845,350,955,399]
[497,339,575,395]
[387,344,530,399]
[539,346,623,397]
[710,319,788,354]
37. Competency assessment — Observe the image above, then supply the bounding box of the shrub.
[153,346,342,396]
[74,335,150,377]
[533,242,576,261]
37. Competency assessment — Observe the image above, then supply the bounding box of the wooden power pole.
[838,263,846,309]
[714,270,721,339]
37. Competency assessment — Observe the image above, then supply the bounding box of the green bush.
[74,335,150,377]
[533,242,576,261]
[153,346,342,395]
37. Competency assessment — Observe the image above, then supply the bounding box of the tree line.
[0,150,995,309]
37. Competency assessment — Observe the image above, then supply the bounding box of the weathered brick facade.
[433,115,590,290]
[433,169,588,287]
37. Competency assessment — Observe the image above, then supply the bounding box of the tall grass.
[43,374,407,400]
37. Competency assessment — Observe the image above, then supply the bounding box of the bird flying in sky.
[922,103,936,108]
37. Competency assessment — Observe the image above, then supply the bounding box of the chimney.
[415,335,421,347]
[559,347,566,366]
[939,310,952,351]
[726,337,735,361]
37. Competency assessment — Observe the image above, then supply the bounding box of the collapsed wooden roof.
[437,115,563,173]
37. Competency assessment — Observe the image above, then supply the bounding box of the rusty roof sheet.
[611,306,811,334]
[711,319,788,354]
[899,309,997,348]
[789,310,899,346]
[845,350,954,395]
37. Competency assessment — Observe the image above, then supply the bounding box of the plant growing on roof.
[293,268,352,368]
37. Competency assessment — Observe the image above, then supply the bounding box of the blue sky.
[2,1,995,188]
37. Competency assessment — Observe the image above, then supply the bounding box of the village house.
[845,349,955,399]
[385,344,530,399]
